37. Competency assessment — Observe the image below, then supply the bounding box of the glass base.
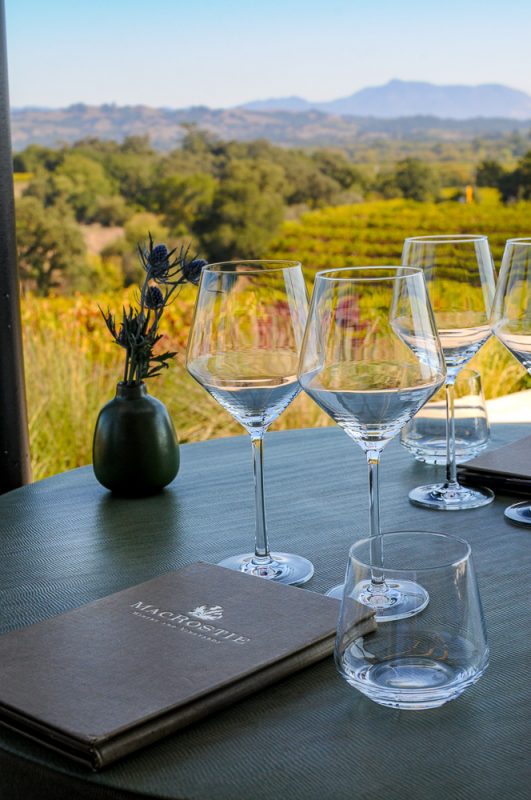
[504,501,531,526]
[218,552,314,585]
[409,482,494,511]
[339,652,488,709]
[326,579,429,621]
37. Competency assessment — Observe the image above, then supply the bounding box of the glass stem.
[251,433,272,564]
[445,379,458,486]
[367,450,385,587]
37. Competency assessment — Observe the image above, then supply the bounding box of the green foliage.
[311,149,366,191]
[72,254,123,294]
[499,151,531,202]
[195,159,286,261]
[269,197,531,271]
[394,158,440,201]
[15,196,87,294]
[476,159,505,187]
[13,144,62,173]
[156,172,217,233]
[13,131,531,295]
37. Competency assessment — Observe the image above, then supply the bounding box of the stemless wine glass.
[402,235,496,510]
[400,368,490,465]
[491,237,531,526]
[336,532,489,709]
[299,267,445,619]
[186,260,314,584]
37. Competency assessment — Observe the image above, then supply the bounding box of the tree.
[103,150,157,208]
[13,144,62,173]
[24,152,121,224]
[311,150,366,191]
[499,151,531,202]
[154,173,217,233]
[393,158,440,201]
[195,159,285,261]
[15,197,87,295]
[476,159,505,187]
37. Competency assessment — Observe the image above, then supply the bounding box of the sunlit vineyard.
[22,197,531,479]
[270,195,531,270]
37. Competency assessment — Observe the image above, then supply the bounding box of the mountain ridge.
[10,101,531,152]
[240,80,531,120]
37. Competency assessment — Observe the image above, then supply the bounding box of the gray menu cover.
[0,562,374,770]
[458,434,531,495]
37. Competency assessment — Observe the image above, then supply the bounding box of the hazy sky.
[6,0,531,108]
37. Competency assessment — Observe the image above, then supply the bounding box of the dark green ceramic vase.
[93,382,179,496]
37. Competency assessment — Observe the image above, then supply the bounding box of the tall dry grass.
[22,289,528,481]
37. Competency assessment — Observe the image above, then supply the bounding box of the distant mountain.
[10,103,531,152]
[241,80,531,120]
[243,96,313,113]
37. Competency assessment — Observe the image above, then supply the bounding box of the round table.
[0,426,529,800]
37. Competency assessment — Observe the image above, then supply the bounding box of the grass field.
[22,196,531,480]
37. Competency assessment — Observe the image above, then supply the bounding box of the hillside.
[10,103,531,152]
[270,197,531,272]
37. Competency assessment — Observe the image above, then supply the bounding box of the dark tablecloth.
[0,425,529,800]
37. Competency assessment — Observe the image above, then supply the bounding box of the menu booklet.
[458,434,531,496]
[0,562,374,770]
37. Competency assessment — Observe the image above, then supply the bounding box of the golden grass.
[22,290,528,481]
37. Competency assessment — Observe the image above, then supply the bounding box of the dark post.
[0,0,31,491]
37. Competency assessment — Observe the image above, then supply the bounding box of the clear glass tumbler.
[400,368,490,465]
[336,531,489,709]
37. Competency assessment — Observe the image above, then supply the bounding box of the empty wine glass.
[299,267,445,619]
[402,235,496,510]
[491,237,531,526]
[186,260,314,584]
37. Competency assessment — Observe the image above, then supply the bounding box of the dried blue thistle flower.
[148,244,171,279]
[182,257,208,286]
[145,285,165,310]
[100,232,205,386]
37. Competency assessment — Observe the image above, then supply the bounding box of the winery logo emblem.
[189,605,224,621]
[130,601,249,643]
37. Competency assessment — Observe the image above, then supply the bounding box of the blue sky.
[6,0,531,108]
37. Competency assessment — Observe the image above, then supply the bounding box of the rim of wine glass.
[202,260,302,274]
[505,237,531,246]
[348,531,471,573]
[404,234,488,244]
[314,265,423,282]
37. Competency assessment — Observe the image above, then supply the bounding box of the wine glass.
[491,237,531,525]
[298,267,445,619]
[402,235,496,510]
[186,260,314,584]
